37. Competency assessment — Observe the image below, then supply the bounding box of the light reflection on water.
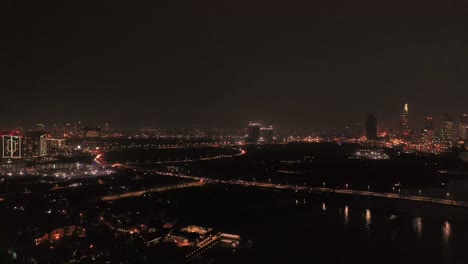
[305,196,458,261]
[413,217,423,239]
[442,221,451,245]
[365,209,371,230]
[344,206,349,225]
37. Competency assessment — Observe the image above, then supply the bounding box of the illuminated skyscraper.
[260,126,274,144]
[247,122,261,143]
[442,113,454,141]
[366,114,378,140]
[23,131,48,158]
[36,123,46,131]
[422,116,434,143]
[400,103,409,136]
[2,135,22,159]
[459,114,468,139]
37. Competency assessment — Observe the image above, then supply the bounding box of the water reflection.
[322,203,326,211]
[344,206,349,225]
[442,221,451,245]
[365,209,372,230]
[412,217,423,239]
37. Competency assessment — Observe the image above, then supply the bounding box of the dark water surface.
[157,185,468,264]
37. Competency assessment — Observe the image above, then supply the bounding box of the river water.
[160,185,468,264]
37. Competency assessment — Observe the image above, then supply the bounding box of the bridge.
[100,181,205,201]
[124,149,246,166]
[112,163,468,208]
[97,150,468,208]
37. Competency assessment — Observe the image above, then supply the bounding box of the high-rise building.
[400,103,409,136]
[422,116,434,143]
[247,122,261,143]
[260,126,274,144]
[47,138,66,149]
[377,122,387,137]
[2,135,22,159]
[65,123,73,135]
[23,131,48,158]
[442,113,454,142]
[83,126,102,139]
[459,114,468,139]
[36,123,46,131]
[350,123,365,139]
[366,115,378,140]
[75,121,83,137]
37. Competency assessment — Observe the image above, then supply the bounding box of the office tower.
[388,129,397,140]
[65,123,72,135]
[75,121,83,137]
[260,126,274,143]
[103,123,111,137]
[442,113,454,141]
[366,114,378,140]
[84,126,102,139]
[23,131,48,158]
[247,122,261,143]
[47,138,66,149]
[400,103,409,136]
[351,123,365,138]
[340,126,350,139]
[459,114,468,139]
[422,116,434,143]
[2,135,22,159]
[377,122,386,137]
[36,123,46,131]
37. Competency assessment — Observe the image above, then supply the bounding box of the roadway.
[100,181,205,201]
[113,164,468,208]
[98,150,468,208]
[124,149,246,165]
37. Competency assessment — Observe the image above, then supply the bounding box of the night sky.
[2,1,468,130]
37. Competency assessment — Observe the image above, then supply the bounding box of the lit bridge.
[113,164,468,208]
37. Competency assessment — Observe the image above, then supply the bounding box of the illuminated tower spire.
[400,103,409,136]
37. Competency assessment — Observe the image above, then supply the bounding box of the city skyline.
[3,105,468,137]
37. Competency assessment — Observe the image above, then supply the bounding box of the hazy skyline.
[2,0,468,130]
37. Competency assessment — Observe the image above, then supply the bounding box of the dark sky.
[2,0,468,130]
